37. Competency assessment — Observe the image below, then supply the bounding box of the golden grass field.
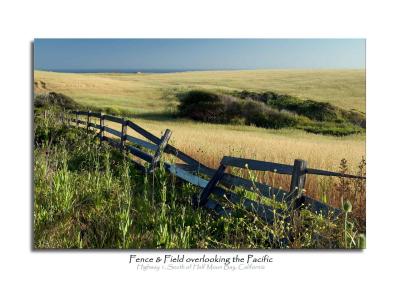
[103,118,365,206]
[34,69,366,208]
[34,69,366,113]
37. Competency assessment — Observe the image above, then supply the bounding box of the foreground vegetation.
[34,105,365,249]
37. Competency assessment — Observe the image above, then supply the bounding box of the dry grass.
[34,69,366,113]
[101,118,365,209]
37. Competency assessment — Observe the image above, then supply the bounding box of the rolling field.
[34,69,366,113]
[34,69,366,208]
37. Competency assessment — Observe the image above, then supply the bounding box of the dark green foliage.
[240,100,298,129]
[177,90,299,129]
[177,89,365,136]
[236,90,365,125]
[34,91,135,118]
[34,92,81,110]
[177,90,226,122]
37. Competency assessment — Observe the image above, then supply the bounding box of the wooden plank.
[221,156,293,175]
[150,129,172,172]
[125,134,158,151]
[126,145,153,163]
[220,173,289,202]
[301,196,341,218]
[126,122,215,176]
[212,187,279,224]
[198,164,227,206]
[104,126,122,138]
[88,122,101,130]
[166,163,209,188]
[126,120,161,144]
[288,159,307,209]
[102,136,120,148]
[306,168,366,180]
[103,114,124,124]
[76,111,88,116]
[90,111,102,118]
[204,198,232,217]
[77,119,86,126]
[164,145,215,177]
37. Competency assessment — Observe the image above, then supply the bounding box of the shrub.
[240,101,298,129]
[34,92,81,110]
[236,90,366,126]
[177,90,226,122]
[178,90,299,129]
[177,89,365,136]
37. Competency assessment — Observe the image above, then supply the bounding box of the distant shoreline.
[36,69,204,74]
[34,68,365,74]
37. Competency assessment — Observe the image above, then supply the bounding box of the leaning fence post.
[87,110,91,133]
[120,118,127,151]
[99,112,105,141]
[196,164,226,207]
[288,159,307,209]
[149,129,172,172]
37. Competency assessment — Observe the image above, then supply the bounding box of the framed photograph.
[33,39,366,249]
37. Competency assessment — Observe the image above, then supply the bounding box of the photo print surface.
[33,39,366,249]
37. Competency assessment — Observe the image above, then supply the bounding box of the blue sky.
[34,39,365,71]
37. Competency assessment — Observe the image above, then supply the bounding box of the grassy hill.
[34,69,366,114]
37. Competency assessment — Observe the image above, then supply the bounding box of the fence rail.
[66,110,366,223]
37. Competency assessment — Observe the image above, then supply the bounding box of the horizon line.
[34,67,366,74]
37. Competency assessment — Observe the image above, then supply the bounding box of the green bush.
[34,92,81,110]
[177,90,226,122]
[177,90,299,129]
[177,89,366,135]
[236,90,366,125]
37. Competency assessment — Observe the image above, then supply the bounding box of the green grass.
[34,107,366,249]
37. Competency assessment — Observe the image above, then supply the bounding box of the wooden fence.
[65,110,366,223]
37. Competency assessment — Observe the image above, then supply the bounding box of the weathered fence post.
[288,159,307,209]
[149,129,172,172]
[120,118,127,151]
[87,110,91,133]
[196,164,226,207]
[75,111,78,127]
[100,112,105,141]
